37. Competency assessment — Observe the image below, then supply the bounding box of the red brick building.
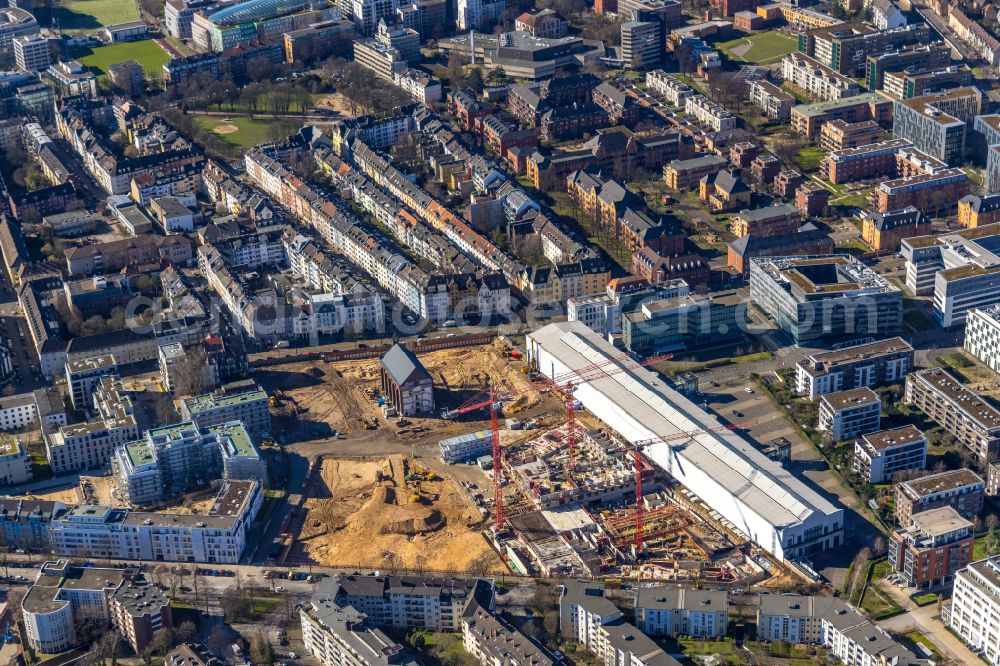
[795,184,830,217]
[631,246,711,287]
[750,154,781,185]
[889,506,973,590]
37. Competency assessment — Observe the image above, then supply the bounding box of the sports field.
[76,41,172,79]
[717,30,799,64]
[193,116,275,148]
[56,0,140,32]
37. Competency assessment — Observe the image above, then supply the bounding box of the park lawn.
[75,41,171,79]
[717,30,799,64]
[795,146,826,172]
[56,0,139,32]
[193,115,275,148]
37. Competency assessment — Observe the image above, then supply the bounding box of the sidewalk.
[875,579,980,664]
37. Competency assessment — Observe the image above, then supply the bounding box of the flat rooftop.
[183,386,267,413]
[910,505,972,537]
[861,425,924,451]
[911,367,1000,431]
[820,387,880,410]
[799,337,912,374]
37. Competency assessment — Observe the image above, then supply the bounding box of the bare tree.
[465,551,495,577]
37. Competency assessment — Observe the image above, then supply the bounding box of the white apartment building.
[818,387,881,441]
[684,94,737,132]
[965,305,1000,374]
[13,33,50,71]
[66,354,118,412]
[47,479,262,563]
[301,602,417,666]
[795,337,913,400]
[392,68,442,103]
[456,0,505,30]
[852,425,927,484]
[781,52,862,102]
[645,70,693,106]
[45,378,137,474]
[179,384,271,435]
[0,392,41,432]
[758,594,920,664]
[634,588,727,638]
[950,556,1000,665]
[0,439,31,486]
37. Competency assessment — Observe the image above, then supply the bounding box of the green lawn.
[795,146,826,172]
[56,0,140,32]
[74,41,171,79]
[193,115,276,148]
[717,30,799,64]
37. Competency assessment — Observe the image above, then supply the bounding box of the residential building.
[818,387,881,441]
[795,337,913,400]
[456,0,505,30]
[439,430,492,463]
[819,138,910,184]
[757,594,921,664]
[353,38,406,80]
[861,206,931,251]
[801,22,932,75]
[892,87,983,165]
[727,226,835,275]
[684,94,736,132]
[790,93,893,138]
[820,119,883,151]
[515,9,566,37]
[392,68,442,103]
[883,65,972,100]
[179,383,271,435]
[866,43,952,91]
[282,20,355,62]
[107,60,145,96]
[634,588,727,638]
[46,479,263,563]
[890,506,973,589]
[895,468,985,526]
[853,425,926,484]
[905,367,1000,465]
[730,204,800,238]
[13,34,49,71]
[794,184,830,218]
[748,255,903,345]
[663,154,728,190]
[65,354,118,412]
[900,224,1000,326]
[0,438,31,486]
[462,602,554,666]
[699,169,751,212]
[949,556,1000,664]
[164,0,219,38]
[380,343,434,416]
[0,392,44,433]
[45,60,97,98]
[781,52,861,101]
[22,560,171,655]
[45,378,139,474]
[0,8,37,54]
[872,0,906,30]
[645,70,693,106]
[949,4,1000,66]
[749,80,794,120]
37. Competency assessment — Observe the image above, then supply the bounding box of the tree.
[175,621,198,645]
[207,625,231,660]
[95,631,121,666]
[465,551,495,577]
[446,53,466,87]
[464,67,485,94]
[383,551,404,574]
[168,344,209,396]
[220,587,252,622]
[80,315,108,337]
[249,630,273,665]
[151,627,176,656]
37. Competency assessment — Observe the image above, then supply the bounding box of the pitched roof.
[380,343,431,386]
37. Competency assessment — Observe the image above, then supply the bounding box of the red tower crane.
[445,351,672,532]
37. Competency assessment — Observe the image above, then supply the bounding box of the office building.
[748,255,902,345]
[818,387,881,441]
[890,506,973,589]
[905,367,1000,466]
[965,306,1000,376]
[895,468,985,527]
[621,21,660,69]
[13,33,49,72]
[853,425,926,484]
[179,383,271,435]
[861,206,930,252]
[892,87,983,165]
[634,588,727,638]
[45,60,97,98]
[527,322,845,561]
[0,7,38,54]
[621,290,747,356]
[958,193,1000,229]
[456,0,504,30]
[795,337,912,400]
[901,224,1000,326]
[66,354,119,412]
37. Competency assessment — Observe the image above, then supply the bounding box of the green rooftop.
[209,421,258,458]
[793,92,889,118]
[125,439,155,467]
[183,388,268,414]
[0,439,22,456]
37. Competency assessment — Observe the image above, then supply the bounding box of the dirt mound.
[350,485,445,536]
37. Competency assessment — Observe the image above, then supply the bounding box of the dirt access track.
[296,454,506,573]
[256,341,556,446]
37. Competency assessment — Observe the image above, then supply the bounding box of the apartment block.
[819,119,882,151]
[890,506,973,589]
[684,94,736,132]
[781,52,861,101]
[663,154,728,190]
[949,557,1000,664]
[861,206,931,252]
[791,93,893,138]
[866,43,952,92]
[892,87,983,165]
[730,203,800,238]
[179,383,271,435]
[757,594,919,663]
[818,387,881,441]
[882,65,973,100]
[795,337,913,399]
[905,367,1000,465]
[801,22,931,75]
[0,438,31,486]
[819,138,910,184]
[749,80,795,120]
[853,425,926,484]
[895,468,985,526]
[958,193,1000,229]
[634,588,727,638]
[45,378,139,474]
[645,70,693,106]
[65,353,118,412]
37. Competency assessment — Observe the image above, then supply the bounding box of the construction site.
[294,454,505,573]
